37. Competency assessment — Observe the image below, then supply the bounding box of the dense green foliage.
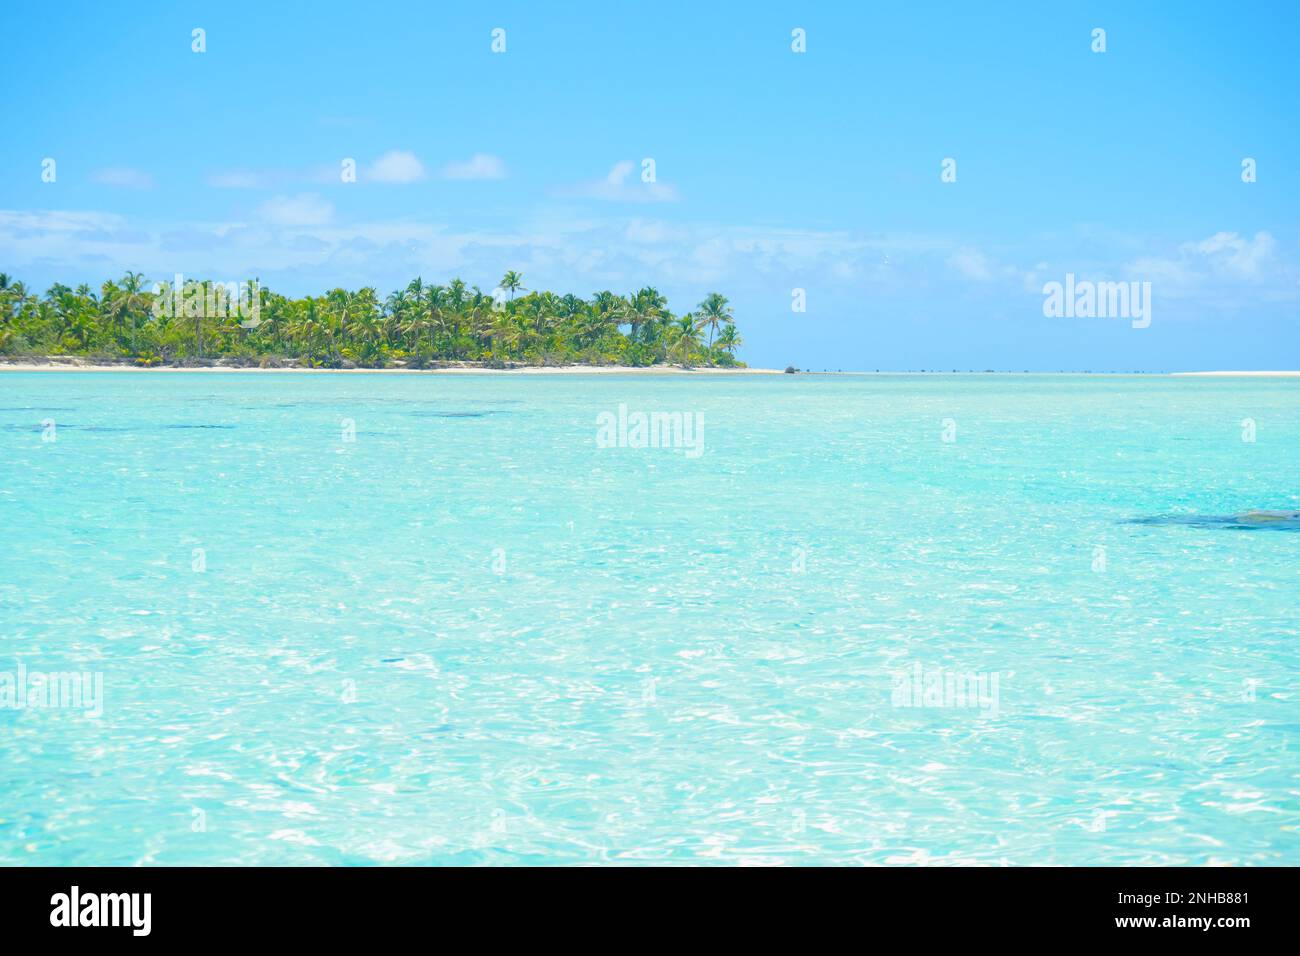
[0,272,744,368]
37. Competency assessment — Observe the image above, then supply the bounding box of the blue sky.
[1,0,1296,370]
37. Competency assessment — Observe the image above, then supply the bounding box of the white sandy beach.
[0,360,783,375]
[5,362,1298,377]
[1170,371,1300,377]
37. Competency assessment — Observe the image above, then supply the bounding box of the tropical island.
[0,272,746,370]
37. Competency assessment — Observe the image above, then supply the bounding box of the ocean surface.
[1,371,1296,866]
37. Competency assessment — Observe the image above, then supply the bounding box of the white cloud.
[92,167,154,189]
[206,164,347,189]
[440,153,507,180]
[555,161,680,202]
[256,193,334,226]
[1126,230,1279,298]
[624,219,685,244]
[208,169,279,189]
[947,248,993,281]
[365,150,427,184]
[0,209,122,234]
[1185,230,1275,277]
[3,210,1294,329]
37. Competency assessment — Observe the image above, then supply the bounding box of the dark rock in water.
[1236,510,1300,523]
[784,365,797,374]
[1129,510,1300,531]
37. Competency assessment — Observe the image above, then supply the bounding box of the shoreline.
[0,359,781,375]
[3,361,1297,377]
[1169,370,1300,377]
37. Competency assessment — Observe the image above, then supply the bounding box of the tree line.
[0,271,744,368]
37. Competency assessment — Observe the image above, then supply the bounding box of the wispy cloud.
[365,150,427,184]
[207,151,501,190]
[3,210,1294,325]
[1127,231,1279,299]
[1184,231,1276,278]
[207,169,282,189]
[92,167,154,189]
[256,193,334,227]
[207,164,341,189]
[555,161,680,203]
[947,248,993,281]
[208,153,427,189]
[439,154,507,180]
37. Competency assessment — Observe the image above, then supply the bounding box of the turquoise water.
[1,371,1297,866]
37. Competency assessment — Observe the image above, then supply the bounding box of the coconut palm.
[500,271,526,301]
[716,322,742,356]
[287,299,325,361]
[385,288,410,346]
[446,278,468,310]
[695,293,733,351]
[625,287,667,343]
[402,308,434,360]
[669,313,702,367]
[101,271,150,354]
[1,272,744,369]
[423,285,449,351]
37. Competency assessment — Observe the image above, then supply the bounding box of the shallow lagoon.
[1,372,1297,864]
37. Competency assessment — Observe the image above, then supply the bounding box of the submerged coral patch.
[1130,510,1300,531]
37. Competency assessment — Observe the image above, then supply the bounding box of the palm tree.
[58,294,97,350]
[0,274,20,354]
[669,313,701,367]
[402,308,433,360]
[259,288,288,354]
[101,271,150,355]
[189,280,210,358]
[1,272,743,369]
[489,309,522,357]
[423,285,449,352]
[0,276,29,321]
[446,278,468,310]
[287,299,325,361]
[533,292,561,332]
[323,288,362,363]
[386,288,410,348]
[695,293,733,352]
[625,287,666,343]
[500,271,526,301]
[349,287,383,357]
[716,322,742,356]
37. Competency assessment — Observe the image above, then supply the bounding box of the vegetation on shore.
[0,272,744,369]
